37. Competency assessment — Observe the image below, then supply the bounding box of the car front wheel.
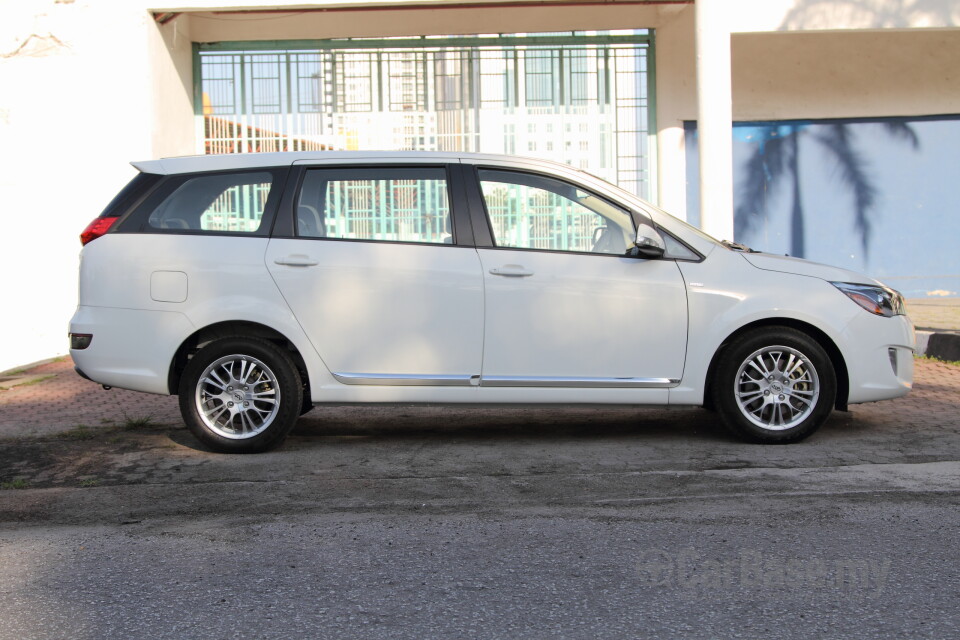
[178,337,302,453]
[712,327,836,443]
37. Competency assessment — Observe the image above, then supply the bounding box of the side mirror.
[632,222,666,259]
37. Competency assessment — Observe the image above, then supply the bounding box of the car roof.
[131,151,577,175]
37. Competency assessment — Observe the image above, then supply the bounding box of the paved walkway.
[0,358,182,438]
[2,354,957,440]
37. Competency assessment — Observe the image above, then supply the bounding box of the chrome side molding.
[480,376,678,388]
[333,372,678,388]
[332,373,477,386]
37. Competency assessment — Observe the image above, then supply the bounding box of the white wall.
[150,13,196,158]
[0,1,194,372]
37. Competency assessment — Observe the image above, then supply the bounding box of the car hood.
[740,252,881,286]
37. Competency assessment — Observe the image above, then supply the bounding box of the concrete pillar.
[695,0,735,241]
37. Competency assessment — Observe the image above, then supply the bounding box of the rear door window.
[296,167,452,244]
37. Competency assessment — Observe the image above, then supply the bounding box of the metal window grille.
[481,180,629,252]
[201,182,270,233]
[196,32,655,199]
[324,178,450,243]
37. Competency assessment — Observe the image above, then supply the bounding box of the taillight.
[80,216,120,246]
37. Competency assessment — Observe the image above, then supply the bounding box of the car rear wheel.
[178,337,302,453]
[712,327,836,443]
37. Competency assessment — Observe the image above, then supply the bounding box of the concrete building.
[1,0,958,371]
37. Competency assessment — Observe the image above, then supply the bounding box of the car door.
[266,164,484,386]
[469,166,688,386]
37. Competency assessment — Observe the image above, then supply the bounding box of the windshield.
[576,168,723,246]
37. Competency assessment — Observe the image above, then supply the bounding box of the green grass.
[79,478,100,488]
[14,375,55,387]
[121,415,155,430]
[58,425,97,440]
[1,479,29,490]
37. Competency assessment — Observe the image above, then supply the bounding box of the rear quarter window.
[119,169,286,237]
[97,172,162,220]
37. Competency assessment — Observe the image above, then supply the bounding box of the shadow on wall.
[684,115,960,298]
[747,0,955,261]
[733,121,918,259]
[780,0,958,30]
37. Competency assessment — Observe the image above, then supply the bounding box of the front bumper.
[842,312,914,405]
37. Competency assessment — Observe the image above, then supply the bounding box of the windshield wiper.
[721,240,758,253]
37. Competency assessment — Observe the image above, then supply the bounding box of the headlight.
[831,282,906,317]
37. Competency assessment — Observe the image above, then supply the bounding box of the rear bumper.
[69,306,195,395]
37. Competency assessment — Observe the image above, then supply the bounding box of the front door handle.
[274,254,319,267]
[489,265,534,278]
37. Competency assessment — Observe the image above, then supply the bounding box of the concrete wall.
[0,1,193,372]
[1,0,958,370]
[150,13,196,158]
[732,29,960,121]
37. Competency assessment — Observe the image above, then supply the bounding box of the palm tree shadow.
[735,120,919,260]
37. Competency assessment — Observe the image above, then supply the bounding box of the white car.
[70,152,914,453]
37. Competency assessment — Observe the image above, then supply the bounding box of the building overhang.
[150,0,692,16]
[152,0,959,33]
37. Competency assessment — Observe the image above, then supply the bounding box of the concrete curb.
[916,331,960,362]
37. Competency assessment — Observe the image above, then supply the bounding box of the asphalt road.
[1,360,959,639]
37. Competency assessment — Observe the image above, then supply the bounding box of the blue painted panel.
[684,116,960,297]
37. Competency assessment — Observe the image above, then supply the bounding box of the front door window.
[479,169,635,255]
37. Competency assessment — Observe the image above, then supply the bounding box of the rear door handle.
[274,254,319,267]
[489,265,534,277]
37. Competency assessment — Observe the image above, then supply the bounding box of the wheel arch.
[703,318,850,411]
[168,320,311,399]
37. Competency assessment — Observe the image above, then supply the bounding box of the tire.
[711,327,836,444]
[178,337,303,453]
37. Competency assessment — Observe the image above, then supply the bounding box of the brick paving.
[0,358,181,438]
[1,354,957,441]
